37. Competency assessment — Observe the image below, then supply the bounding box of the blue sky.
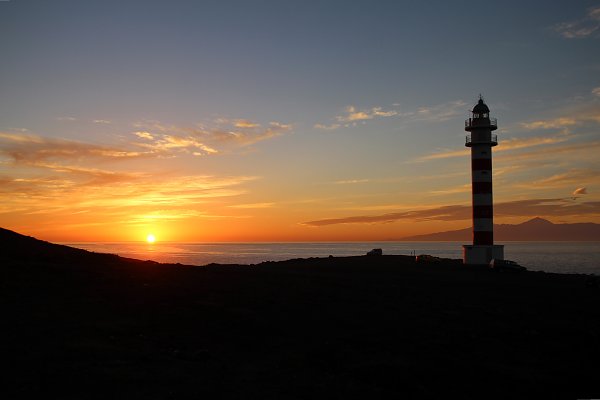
[1,0,599,241]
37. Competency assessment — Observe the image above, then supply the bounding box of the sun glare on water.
[146,234,156,244]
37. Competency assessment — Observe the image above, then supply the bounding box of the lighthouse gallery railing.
[466,134,498,145]
[465,117,497,129]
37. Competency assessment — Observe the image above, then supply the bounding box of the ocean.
[61,241,600,275]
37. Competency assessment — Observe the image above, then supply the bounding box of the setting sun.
[146,234,156,244]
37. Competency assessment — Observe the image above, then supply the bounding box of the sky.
[1,0,600,242]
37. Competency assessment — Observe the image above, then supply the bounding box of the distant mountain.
[400,218,600,241]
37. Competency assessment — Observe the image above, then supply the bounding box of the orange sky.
[1,2,600,242]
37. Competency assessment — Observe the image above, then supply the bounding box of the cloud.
[93,119,111,124]
[520,118,577,130]
[134,131,154,140]
[415,134,569,162]
[315,100,468,131]
[496,198,600,217]
[0,167,258,221]
[337,106,369,122]
[0,132,147,165]
[314,123,342,131]
[127,209,208,223]
[573,187,588,195]
[429,184,471,195]
[496,139,600,164]
[592,87,600,97]
[302,198,600,226]
[34,163,142,186]
[414,101,600,173]
[134,119,292,149]
[228,202,275,209]
[233,120,260,128]
[415,148,469,161]
[56,116,76,121]
[0,124,272,230]
[514,100,600,140]
[303,205,471,226]
[414,100,467,122]
[314,100,474,130]
[136,134,218,156]
[554,6,600,38]
[523,169,597,189]
[334,179,370,185]
[335,105,398,123]
[201,121,292,146]
[335,106,398,122]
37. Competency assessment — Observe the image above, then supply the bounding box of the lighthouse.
[462,97,504,265]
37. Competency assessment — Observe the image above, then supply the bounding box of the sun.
[146,234,156,244]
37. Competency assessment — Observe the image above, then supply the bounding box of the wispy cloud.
[314,105,399,130]
[134,131,154,140]
[414,148,469,161]
[554,6,600,39]
[0,115,285,232]
[414,134,570,162]
[0,132,147,165]
[209,121,292,146]
[417,98,600,163]
[429,184,471,195]
[134,133,218,156]
[303,198,600,226]
[93,119,112,124]
[496,139,600,164]
[520,117,578,130]
[414,100,467,122]
[313,123,342,131]
[336,106,398,122]
[303,205,471,226]
[126,209,208,223]
[496,198,600,218]
[315,99,470,131]
[523,168,597,189]
[228,202,275,209]
[0,167,258,223]
[573,187,588,195]
[333,179,370,185]
[232,119,261,128]
[134,119,292,149]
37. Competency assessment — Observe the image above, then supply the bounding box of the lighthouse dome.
[472,98,490,114]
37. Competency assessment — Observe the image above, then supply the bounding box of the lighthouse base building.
[462,97,504,265]
[463,244,504,265]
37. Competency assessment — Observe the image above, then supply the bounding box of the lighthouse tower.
[462,97,504,265]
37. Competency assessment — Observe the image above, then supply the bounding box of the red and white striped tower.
[462,97,504,265]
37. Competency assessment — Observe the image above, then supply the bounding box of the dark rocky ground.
[1,227,599,399]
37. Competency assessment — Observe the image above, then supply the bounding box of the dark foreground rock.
[1,228,599,399]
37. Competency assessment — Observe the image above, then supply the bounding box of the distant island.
[400,217,600,241]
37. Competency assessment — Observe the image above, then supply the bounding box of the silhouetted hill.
[399,217,600,241]
[2,227,600,399]
[0,227,122,265]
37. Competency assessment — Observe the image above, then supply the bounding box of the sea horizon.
[61,241,600,276]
